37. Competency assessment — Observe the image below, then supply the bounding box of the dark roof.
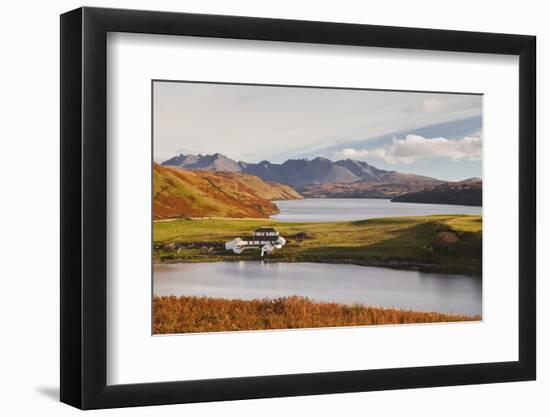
[241,236,279,242]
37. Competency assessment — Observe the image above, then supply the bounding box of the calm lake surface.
[154,262,482,316]
[270,198,481,222]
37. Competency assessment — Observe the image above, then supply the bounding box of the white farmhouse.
[225,227,286,256]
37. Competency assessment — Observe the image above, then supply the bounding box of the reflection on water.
[270,198,482,222]
[154,261,482,316]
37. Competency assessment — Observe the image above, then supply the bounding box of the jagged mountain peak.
[161,152,442,190]
[162,152,241,172]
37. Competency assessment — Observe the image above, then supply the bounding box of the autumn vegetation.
[153,163,302,219]
[153,295,481,334]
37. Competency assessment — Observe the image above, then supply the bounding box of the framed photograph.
[60,7,536,409]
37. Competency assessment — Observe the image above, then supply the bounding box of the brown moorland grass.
[153,295,480,334]
[153,164,302,219]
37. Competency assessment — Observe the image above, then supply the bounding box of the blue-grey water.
[270,198,481,222]
[155,198,482,316]
[154,262,482,316]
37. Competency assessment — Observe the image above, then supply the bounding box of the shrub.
[433,231,459,253]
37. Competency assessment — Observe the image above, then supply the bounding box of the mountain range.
[161,153,444,196]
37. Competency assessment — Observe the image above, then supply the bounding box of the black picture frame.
[60,6,536,410]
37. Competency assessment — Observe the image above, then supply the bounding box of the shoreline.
[154,256,481,277]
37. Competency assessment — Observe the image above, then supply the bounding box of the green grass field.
[154,214,482,275]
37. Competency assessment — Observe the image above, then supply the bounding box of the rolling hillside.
[301,174,443,198]
[154,215,482,275]
[391,179,482,206]
[153,164,302,220]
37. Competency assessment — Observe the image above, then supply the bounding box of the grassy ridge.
[154,215,482,275]
[153,295,481,334]
[153,164,302,219]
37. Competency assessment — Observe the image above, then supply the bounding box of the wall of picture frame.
[60,6,536,410]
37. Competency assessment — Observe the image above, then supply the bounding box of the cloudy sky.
[153,81,482,181]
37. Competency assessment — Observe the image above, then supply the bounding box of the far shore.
[154,216,275,223]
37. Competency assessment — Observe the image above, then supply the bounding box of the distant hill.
[301,179,440,199]
[391,179,482,206]
[162,153,444,195]
[153,164,302,219]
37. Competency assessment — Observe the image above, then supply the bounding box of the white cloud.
[340,134,482,164]
[154,81,483,163]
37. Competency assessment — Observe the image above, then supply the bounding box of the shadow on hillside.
[297,221,442,260]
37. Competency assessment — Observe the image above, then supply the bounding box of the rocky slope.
[162,153,241,172]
